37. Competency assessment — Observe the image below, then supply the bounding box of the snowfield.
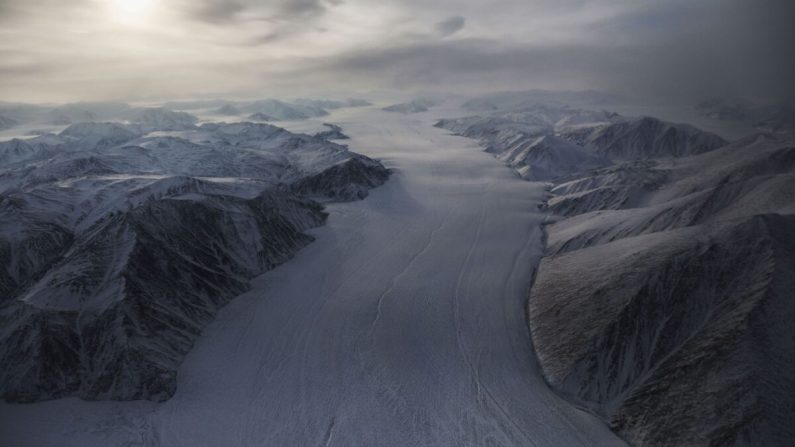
[0,106,624,446]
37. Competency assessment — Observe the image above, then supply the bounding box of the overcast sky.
[1,0,793,103]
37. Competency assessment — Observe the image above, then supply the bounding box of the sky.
[0,0,793,103]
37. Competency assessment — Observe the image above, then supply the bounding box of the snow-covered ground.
[0,106,623,446]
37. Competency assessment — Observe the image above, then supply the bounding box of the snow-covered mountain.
[247,112,275,122]
[314,123,350,140]
[560,116,727,160]
[496,134,607,181]
[163,97,371,121]
[214,104,242,116]
[294,98,372,109]
[0,119,389,403]
[238,99,327,120]
[461,90,621,111]
[438,107,726,183]
[533,133,795,446]
[0,102,195,130]
[0,115,18,131]
[382,98,438,114]
[0,98,372,133]
[696,98,795,132]
[441,101,795,446]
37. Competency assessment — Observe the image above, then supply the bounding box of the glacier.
[436,97,795,446]
[0,103,624,446]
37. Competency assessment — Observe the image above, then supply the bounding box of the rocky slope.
[560,116,727,160]
[0,119,389,403]
[496,134,607,181]
[531,132,795,446]
[440,102,795,446]
[530,213,795,447]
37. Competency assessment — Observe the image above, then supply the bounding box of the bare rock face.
[527,133,795,446]
[529,214,795,446]
[546,161,668,217]
[291,157,390,201]
[0,191,326,403]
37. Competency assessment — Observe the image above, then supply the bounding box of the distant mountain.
[461,89,621,112]
[0,102,194,130]
[162,99,233,110]
[696,97,753,120]
[437,114,607,180]
[0,120,389,403]
[294,98,372,109]
[239,99,328,120]
[0,99,341,128]
[383,99,438,114]
[314,123,349,140]
[0,138,57,167]
[562,116,727,160]
[436,106,670,181]
[215,104,241,116]
[0,115,19,130]
[344,98,373,107]
[44,102,132,125]
[247,112,275,122]
[697,98,795,131]
[127,107,198,130]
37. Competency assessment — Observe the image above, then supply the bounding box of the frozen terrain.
[0,106,624,446]
[529,132,795,446]
[438,98,795,446]
[0,119,388,403]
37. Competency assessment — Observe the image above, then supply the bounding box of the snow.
[0,106,623,446]
[382,98,439,114]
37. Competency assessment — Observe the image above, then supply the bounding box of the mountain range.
[438,102,795,446]
[0,118,388,403]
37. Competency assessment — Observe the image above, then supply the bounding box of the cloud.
[185,0,329,25]
[278,0,327,19]
[0,0,792,103]
[0,0,91,22]
[189,0,246,24]
[435,16,465,37]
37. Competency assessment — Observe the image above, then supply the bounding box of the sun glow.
[107,0,158,27]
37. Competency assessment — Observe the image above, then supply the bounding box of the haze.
[1,0,793,104]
